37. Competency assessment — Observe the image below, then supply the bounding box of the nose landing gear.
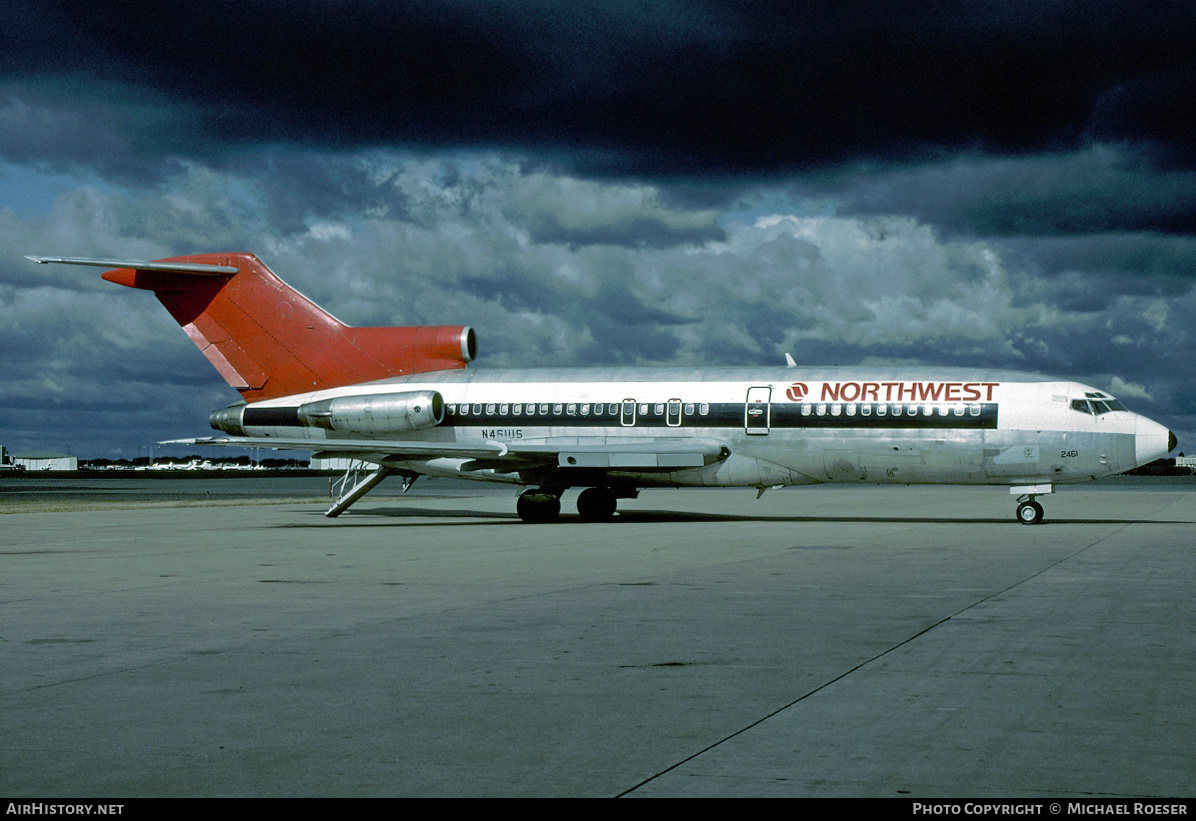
[1011,485,1051,525]
[1016,497,1045,525]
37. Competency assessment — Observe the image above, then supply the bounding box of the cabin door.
[745,386,772,435]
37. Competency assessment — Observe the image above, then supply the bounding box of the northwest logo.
[787,381,1000,403]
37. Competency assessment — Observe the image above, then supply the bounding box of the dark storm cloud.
[800,148,1196,237]
[3,3,1195,456]
[3,1,1194,178]
[1004,233,1196,291]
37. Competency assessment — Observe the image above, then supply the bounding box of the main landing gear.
[516,486,632,523]
[516,488,562,524]
[576,487,618,521]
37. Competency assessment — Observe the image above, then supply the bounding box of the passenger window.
[486,404,495,415]
[654,403,664,416]
[845,404,856,416]
[816,403,827,416]
[953,405,964,416]
[699,403,710,415]
[684,403,695,415]
[638,404,648,416]
[540,404,549,415]
[553,404,563,415]
[473,404,483,415]
[876,403,887,416]
[969,404,981,416]
[891,404,902,416]
[860,404,871,416]
[567,404,576,416]
[499,404,509,415]
[459,404,469,416]
[580,404,589,415]
[801,404,812,416]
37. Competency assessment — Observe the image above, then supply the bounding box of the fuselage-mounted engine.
[298,390,444,434]
[210,390,445,437]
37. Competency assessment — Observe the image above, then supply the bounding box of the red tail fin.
[98,253,475,401]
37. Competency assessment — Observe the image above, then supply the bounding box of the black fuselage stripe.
[245,402,998,431]
[439,402,998,430]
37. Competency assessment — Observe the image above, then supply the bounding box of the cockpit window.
[1072,394,1128,415]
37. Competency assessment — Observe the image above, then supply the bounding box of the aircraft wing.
[164,436,511,461]
[165,435,731,473]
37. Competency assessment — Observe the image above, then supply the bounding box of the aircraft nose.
[1135,415,1175,467]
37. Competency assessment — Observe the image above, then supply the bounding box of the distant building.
[11,451,78,471]
[0,445,21,471]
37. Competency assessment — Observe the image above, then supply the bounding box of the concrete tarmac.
[2,478,1194,797]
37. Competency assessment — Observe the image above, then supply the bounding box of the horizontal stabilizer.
[26,255,239,275]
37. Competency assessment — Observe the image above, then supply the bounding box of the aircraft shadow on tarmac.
[273,505,1191,527]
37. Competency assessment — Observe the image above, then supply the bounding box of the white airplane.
[29,253,1176,524]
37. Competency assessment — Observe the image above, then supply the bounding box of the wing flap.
[511,438,730,471]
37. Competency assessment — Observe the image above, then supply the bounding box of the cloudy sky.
[2,1,1194,459]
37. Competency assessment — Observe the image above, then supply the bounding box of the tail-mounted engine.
[299,390,444,434]
[210,390,444,437]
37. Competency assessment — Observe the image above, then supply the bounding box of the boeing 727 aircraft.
[29,253,1177,524]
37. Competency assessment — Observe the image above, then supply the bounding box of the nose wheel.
[1016,499,1044,525]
